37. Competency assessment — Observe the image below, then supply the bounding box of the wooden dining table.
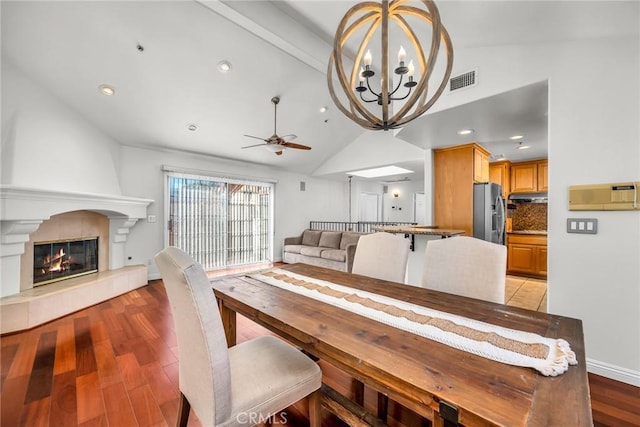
[210,263,592,426]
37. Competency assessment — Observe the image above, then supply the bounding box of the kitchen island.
[372,225,465,285]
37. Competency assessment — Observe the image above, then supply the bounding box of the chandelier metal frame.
[327,0,453,131]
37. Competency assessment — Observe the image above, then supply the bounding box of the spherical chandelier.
[327,0,453,131]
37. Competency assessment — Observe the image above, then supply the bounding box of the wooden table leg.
[217,299,236,347]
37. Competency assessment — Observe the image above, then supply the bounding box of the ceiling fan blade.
[281,142,311,150]
[241,143,268,149]
[244,134,268,142]
[280,134,297,141]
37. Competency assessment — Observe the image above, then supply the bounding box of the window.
[166,173,273,270]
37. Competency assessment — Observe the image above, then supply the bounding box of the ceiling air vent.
[449,70,477,92]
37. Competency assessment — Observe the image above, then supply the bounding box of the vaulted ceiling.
[2,1,638,179]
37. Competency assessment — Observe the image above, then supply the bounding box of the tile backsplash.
[510,203,548,231]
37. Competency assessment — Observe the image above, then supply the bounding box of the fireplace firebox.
[33,237,98,286]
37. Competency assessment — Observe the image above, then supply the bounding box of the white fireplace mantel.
[0,185,154,297]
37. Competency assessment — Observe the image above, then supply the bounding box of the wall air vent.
[449,70,477,92]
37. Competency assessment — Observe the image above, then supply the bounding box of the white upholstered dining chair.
[421,236,507,304]
[351,232,411,283]
[350,231,411,419]
[154,247,322,427]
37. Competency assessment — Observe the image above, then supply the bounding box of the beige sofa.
[283,229,367,272]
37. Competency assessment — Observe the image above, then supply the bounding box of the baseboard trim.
[587,358,640,387]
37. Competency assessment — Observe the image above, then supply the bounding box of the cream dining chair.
[421,236,507,304]
[350,231,411,419]
[351,232,411,283]
[154,247,322,427]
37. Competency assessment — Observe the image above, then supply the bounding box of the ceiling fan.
[242,96,312,156]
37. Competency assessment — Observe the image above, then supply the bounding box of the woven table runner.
[248,268,577,376]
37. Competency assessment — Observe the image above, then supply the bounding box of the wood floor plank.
[6,330,39,379]
[1,374,30,426]
[77,414,108,427]
[76,372,104,424]
[25,331,57,404]
[141,361,179,405]
[1,343,19,388]
[53,321,76,375]
[116,352,147,391]
[49,370,77,427]
[74,318,97,377]
[128,384,168,427]
[102,381,138,426]
[19,396,51,427]
[93,339,121,388]
[145,337,178,367]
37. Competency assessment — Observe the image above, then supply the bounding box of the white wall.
[382,179,424,222]
[118,145,347,278]
[1,60,122,195]
[409,37,640,383]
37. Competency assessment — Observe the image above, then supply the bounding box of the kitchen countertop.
[507,230,548,235]
[373,225,465,237]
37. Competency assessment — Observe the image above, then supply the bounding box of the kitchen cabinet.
[507,233,547,277]
[510,160,548,193]
[537,160,548,191]
[434,142,491,237]
[474,148,490,183]
[489,160,511,198]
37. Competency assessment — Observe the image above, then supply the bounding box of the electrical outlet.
[567,218,598,234]
[148,215,157,223]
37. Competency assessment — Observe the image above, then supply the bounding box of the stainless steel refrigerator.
[473,182,506,244]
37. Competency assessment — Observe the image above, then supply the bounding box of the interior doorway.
[359,193,381,221]
[413,192,426,224]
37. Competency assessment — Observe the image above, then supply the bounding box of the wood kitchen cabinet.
[510,159,548,193]
[489,160,511,198]
[434,142,491,237]
[507,233,547,278]
[474,148,490,183]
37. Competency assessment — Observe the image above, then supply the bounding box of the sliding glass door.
[166,173,273,270]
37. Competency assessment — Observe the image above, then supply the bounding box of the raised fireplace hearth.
[0,185,153,333]
[34,237,99,286]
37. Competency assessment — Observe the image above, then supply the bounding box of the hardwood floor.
[1,270,638,426]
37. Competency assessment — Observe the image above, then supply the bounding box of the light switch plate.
[567,218,598,234]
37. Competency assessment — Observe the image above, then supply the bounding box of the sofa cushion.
[320,249,346,262]
[301,230,322,247]
[283,245,305,254]
[300,246,329,257]
[319,231,342,249]
[340,232,365,250]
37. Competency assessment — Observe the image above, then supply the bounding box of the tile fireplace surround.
[0,185,153,334]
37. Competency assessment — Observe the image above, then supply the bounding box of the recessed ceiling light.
[320,106,327,113]
[98,84,115,96]
[517,142,530,150]
[457,129,474,135]
[217,60,232,73]
[510,135,523,140]
[347,166,414,178]
[187,124,198,131]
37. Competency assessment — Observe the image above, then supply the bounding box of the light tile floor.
[505,275,548,312]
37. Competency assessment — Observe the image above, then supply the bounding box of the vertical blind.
[167,174,273,270]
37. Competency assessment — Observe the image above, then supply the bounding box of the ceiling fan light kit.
[242,96,312,155]
[327,0,453,131]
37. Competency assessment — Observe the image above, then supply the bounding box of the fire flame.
[48,248,66,272]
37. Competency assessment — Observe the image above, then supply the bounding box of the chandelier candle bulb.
[364,50,373,66]
[398,45,406,62]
